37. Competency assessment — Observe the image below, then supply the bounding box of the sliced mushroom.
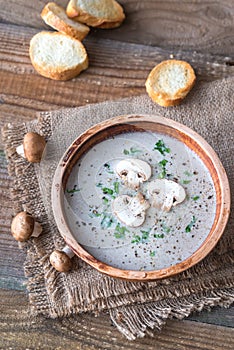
[148,179,186,212]
[115,158,152,190]
[16,132,46,163]
[11,211,42,242]
[49,245,74,272]
[112,193,150,227]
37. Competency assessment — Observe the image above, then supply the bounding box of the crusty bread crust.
[145,60,196,107]
[29,31,88,81]
[41,2,90,41]
[66,0,125,28]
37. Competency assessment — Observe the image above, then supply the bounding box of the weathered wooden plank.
[0,0,233,56]
[0,289,233,350]
[0,22,234,147]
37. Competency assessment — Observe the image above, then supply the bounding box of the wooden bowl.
[52,115,230,281]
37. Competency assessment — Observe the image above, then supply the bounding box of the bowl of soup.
[51,115,230,281]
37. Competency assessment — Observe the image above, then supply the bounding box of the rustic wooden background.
[0,0,233,349]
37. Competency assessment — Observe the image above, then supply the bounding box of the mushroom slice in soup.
[112,193,150,227]
[148,179,186,212]
[115,158,152,189]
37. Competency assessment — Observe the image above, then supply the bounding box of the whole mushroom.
[49,245,74,272]
[115,158,152,190]
[112,192,150,227]
[11,211,42,242]
[16,132,46,163]
[148,179,186,212]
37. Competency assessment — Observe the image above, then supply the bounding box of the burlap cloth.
[2,77,234,340]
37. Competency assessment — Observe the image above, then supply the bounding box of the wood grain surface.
[0,289,234,350]
[0,0,234,348]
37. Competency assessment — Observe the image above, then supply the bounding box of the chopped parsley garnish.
[113,181,120,194]
[104,162,114,174]
[102,197,109,205]
[66,188,80,194]
[158,159,168,178]
[153,139,170,155]
[153,233,165,239]
[162,223,170,233]
[123,147,141,155]
[102,187,114,195]
[89,209,101,218]
[184,170,192,177]
[150,250,156,257]
[185,216,197,233]
[101,214,114,229]
[96,182,103,188]
[131,229,151,244]
[182,180,191,185]
[131,235,141,244]
[114,223,130,239]
[141,230,150,242]
[192,195,200,201]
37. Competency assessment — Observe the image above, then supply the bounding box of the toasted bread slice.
[145,60,196,107]
[41,2,90,41]
[29,31,88,80]
[66,0,125,28]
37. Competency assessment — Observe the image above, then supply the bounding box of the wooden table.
[0,1,233,348]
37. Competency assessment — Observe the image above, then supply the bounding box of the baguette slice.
[145,60,196,107]
[66,0,125,28]
[41,2,90,41]
[29,31,88,80]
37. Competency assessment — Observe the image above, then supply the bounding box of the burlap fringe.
[110,287,234,340]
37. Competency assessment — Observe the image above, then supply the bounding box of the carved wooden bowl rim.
[51,114,230,281]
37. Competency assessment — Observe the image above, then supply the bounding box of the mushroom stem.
[16,144,25,158]
[62,245,75,258]
[31,221,43,237]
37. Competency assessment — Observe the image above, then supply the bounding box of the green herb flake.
[96,182,103,188]
[104,163,114,174]
[158,159,168,179]
[140,230,150,242]
[153,233,165,239]
[102,197,109,205]
[131,235,141,244]
[101,214,114,229]
[113,181,120,194]
[150,250,156,257]
[192,195,200,201]
[153,139,170,155]
[102,187,114,195]
[184,170,192,177]
[130,147,141,154]
[114,223,129,239]
[185,216,197,233]
[89,209,101,218]
[66,188,80,194]
[123,149,130,155]
[182,180,191,185]
[162,223,170,233]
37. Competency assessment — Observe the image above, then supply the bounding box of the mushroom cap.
[112,193,150,227]
[11,211,35,242]
[23,132,46,163]
[49,250,72,272]
[148,179,186,211]
[116,158,152,189]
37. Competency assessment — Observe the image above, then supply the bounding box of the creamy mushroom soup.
[64,131,216,271]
